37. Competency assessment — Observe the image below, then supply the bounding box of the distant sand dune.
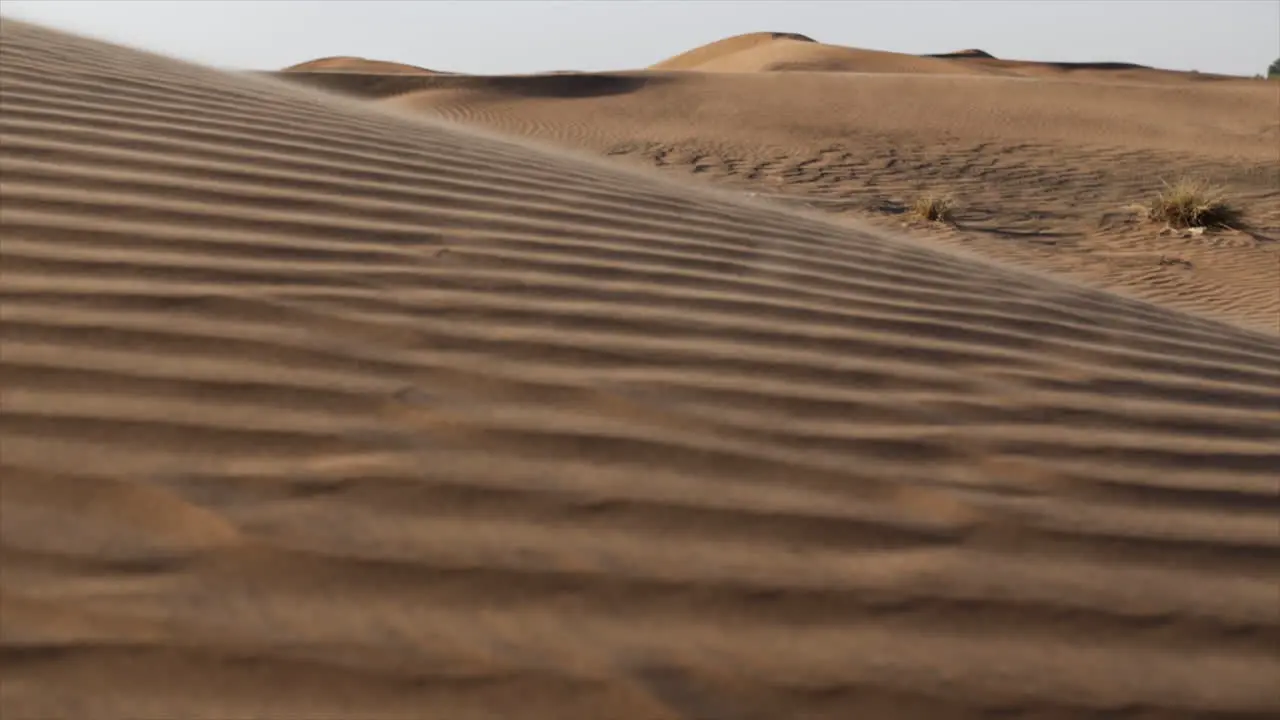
[936,49,997,59]
[283,55,438,74]
[649,31,817,70]
[658,37,974,75]
[258,69,654,101]
[649,31,1243,82]
[3,19,1280,720]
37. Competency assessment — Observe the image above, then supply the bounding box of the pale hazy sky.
[4,0,1278,77]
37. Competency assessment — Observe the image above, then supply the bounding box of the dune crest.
[659,37,971,74]
[284,56,437,74]
[649,31,1238,81]
[649,31,816,70]
[943,48,997,59]
[3,18,1279,720]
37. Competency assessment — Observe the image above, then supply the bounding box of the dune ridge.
[656,36,975,75]
[649,31,816,70]
[648,31,1244,81]
[3,18,1280,720]
[283,56,438,74]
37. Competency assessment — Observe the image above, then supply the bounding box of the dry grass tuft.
[1144,178,1240,229]
[910,194,956,224]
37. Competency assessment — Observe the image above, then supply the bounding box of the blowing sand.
[3,19,1280,720]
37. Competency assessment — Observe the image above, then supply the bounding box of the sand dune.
[649,32,971,75]
[4,18,1280,720]
[649,31,1243,82]
[669,38,973,75]
[649,31,816,70]
[379,66,1280,333]
[284,56,438,74]
[275,56,448,99]
[937,49,997,59]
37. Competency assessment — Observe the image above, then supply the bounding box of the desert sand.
[344,33,1280,334]
[283,56,439,74]
[2,19,1280,720]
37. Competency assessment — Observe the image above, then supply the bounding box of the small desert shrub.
[1144,178,1239,229]
[910,194,956,224]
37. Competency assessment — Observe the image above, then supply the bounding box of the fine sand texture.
[4,20,1280,720]
[329,32,1280,334]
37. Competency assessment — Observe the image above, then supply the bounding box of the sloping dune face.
[3,19,1280,720]
[283,56,436,74]
[387,70,1280,332]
